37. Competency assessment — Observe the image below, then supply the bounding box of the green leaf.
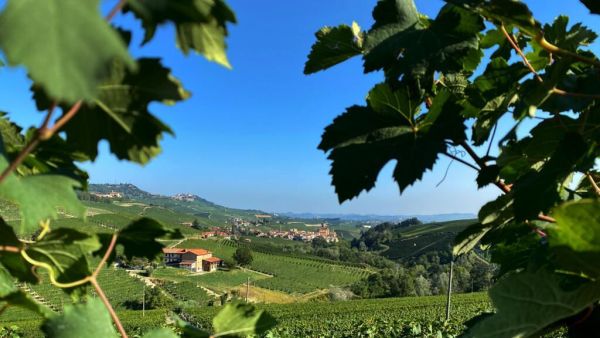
[0,218,36,283]
[0,263,53,317]
[550,199,600,278]
[476,165,500,188]
[371,0,420,30]
[304,22,363,74]
[581,0,600,14]
[96,218,183,263]
[175,316,210,338]
[512,132,589,220]
[0,156,85,234]
[0,0,134,103]
[320,88,465,202]
[212,302,277,337]
[465,271,600,338]
[364,3,484,80]
[126,0,236,68]
[448,0,541,37]
[471,58,528,102]
[143,328,179,338]
[42,299,118,338]
[38,58,189,164]
[543,15,597,53]
[367,83,418,124]
[453,222,491,256]
[480,26,526,60]
[26,228,100,287]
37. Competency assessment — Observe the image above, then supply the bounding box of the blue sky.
[0,1,598,215]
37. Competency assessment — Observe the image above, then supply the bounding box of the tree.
[306,0,600,336]
[0,0,276,337]
[233,247,254,266]
[192,219,200,228]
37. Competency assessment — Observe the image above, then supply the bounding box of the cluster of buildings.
[255,224,338,243]
[162,248,223,273]
[199,229,232,239]
[172,193,200,202]
[90,191,122,199]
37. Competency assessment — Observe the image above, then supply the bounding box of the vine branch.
[0,0,127,184]
[501,25,600,99]
[536,34,600,68]
[458,141,555,227]
[105,0,128,21]
[501,25,543,82]
[587,172,600,196]
[442,152,480,171]
[90,234,127,338]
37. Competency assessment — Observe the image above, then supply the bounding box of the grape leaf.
[42,299,118,338]
[0,0,134,103]
[512,132,589,221]
[95,218,183,263]
[447,0,541,37]
[212,302,277,337]
[0,263,53,317]
[453,222,491,256]
[543,16,597,52]
[38,58,190,164]
[371,0,420,30]
[0,218,36,283]
[465,271,600,338]
[0,156,85,234]
[480,26,526,60]
[175,316,211,338]
[320,88,465,202]
[26,228,100,292]
[476,165,500,188]
[364,3,484,80]
[304,22,363,74]
[126,0,236,68]
[581,0,600,14]
[550,199,600,278]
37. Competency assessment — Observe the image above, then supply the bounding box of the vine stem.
[442,152,480,171]
[458,141,556,227]
[536,34,600,68]
[0,0,127,184]
[587,173,600,196]
[501,25,543,82]
[89,234,127,338]
[105,0,128,21]
[501,25,600,99]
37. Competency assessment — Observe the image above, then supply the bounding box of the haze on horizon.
[0,0,597,215]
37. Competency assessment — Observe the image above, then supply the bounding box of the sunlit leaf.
[0,0,134,103]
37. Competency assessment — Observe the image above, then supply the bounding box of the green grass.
[160,280,214,306]
[398,219,475,238]
[178,239,369,294]
[153,267,268,293]
[185,292,492,336]
[0,268,162,337]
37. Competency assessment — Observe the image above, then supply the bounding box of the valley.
[0,184,492,337]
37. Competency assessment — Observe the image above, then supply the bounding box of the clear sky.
[0,1,598,215]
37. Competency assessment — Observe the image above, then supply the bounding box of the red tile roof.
[187,249,211,256]
[203,257,222,263]
[162,248,185,254]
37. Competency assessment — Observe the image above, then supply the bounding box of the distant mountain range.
[277,212,476,223]
[89,183,475,223]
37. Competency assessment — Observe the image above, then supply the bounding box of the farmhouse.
[162,248,222,272]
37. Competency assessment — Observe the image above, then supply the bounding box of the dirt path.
[198,285,220,298]
[240,266,273,277]
[167,238,186,248]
